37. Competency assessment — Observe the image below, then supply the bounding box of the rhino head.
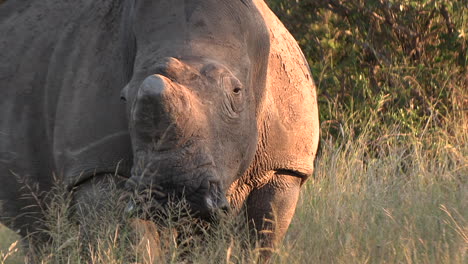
[121,57,258,218]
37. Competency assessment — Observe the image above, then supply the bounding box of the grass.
[276,114,467,263]
[1,1,466,263]
[0,226,21,264]
[0,111,466,263]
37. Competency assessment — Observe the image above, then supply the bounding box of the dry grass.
[1,0,466,263]
[1,110,466,263]
[275,112,467,264]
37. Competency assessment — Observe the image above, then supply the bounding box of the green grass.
[0,225,21,264]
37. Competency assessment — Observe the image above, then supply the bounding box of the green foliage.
[0,228,21,264]
[266,0,467,141]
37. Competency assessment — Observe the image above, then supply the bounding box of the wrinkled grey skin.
[0,0,319,254]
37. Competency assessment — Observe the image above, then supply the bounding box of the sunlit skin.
[0,0,318,260]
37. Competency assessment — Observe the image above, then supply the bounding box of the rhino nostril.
[205,181,230,212]
[217,196,230,213]
[205,196,216,210]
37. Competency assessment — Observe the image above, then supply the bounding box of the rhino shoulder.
[254,0,320,178]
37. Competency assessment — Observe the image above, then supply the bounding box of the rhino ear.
[120,84,130,102]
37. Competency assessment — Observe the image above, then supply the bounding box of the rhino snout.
[195,181,230,218]
[124,177,230,220]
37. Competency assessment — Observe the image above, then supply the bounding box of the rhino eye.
[230,78,243,95]
[221,76,244,116]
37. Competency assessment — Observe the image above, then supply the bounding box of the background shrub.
[266,0,467,141]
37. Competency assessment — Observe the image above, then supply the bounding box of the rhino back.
[0,0,133,234]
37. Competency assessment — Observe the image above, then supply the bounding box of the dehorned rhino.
[0,0,319,254]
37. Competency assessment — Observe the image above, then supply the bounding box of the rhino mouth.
[124,167,229,220]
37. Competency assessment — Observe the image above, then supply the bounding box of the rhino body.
[0,0,318,249]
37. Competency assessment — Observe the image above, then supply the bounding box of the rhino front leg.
[246,172,302,253]
[72,174,128,236]
[73,174,127,215]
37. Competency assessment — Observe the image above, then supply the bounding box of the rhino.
[0,0,319,253]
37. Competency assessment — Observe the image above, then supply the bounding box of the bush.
[266,0,467,141]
